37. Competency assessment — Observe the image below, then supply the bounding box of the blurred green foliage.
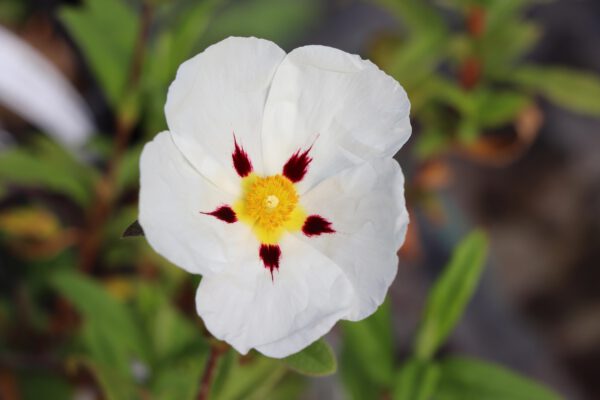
[415,230,487,360]
[60,0,139,106]
[3,0,597,398]
[375,0,600,158]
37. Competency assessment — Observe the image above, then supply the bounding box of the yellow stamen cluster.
[234,174,306,244]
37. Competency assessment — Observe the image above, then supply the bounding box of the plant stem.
[197,343,226,400]
[459,6,486,90]
[78,3,152,272]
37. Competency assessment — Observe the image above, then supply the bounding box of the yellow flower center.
[233,174,306,244]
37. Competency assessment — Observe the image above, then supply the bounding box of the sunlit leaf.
[511,65,600,116]
[60,0,139,105]
[283,339,336,376]
[415,230,488,360]
[434,357,562,400]
[394,358,440,400]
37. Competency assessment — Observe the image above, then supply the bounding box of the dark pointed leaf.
[122,220,144,238]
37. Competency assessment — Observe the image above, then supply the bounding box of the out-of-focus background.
[1,0,599,399]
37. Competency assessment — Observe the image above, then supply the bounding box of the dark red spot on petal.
[259,244,281,280]
[232,135,253,177]
[282,147,312,183]
[201,206,237,223]
[302,215,335,237]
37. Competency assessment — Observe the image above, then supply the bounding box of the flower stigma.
[265,195,279,209]
[233,174,306,244]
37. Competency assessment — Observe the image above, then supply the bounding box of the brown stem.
[78,3,153,272]
[459,6,486,90]
[197,344,226,400]
[128,3,152,91]
[466,5,485,38]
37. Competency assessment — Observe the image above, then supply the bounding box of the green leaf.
[457,116,480,143]
[0,137,97,206]
[415,230,489,360]
[142,0,223,134]
[486,0,549,34]
[340,338,381,400]
[122,220,144,238]
[20,372,72,400]
[152,347,208,400]
[283,339,337,376]
[340,299,394,398]
[143,289,205,363]
[511,65,600,116]
[377,0,450,92]
[50,271,146,363]
[342,299,394,385]
[394,359,440,400]
[434,357,563,400]
[104,207,146,267]
[201,0,321,50]
[482,22,540,78]
[376,0,445,34]
[266,374,306,400]
[210,349,237,399]
[0,0,27,23]
[477,90,530,128]
[75,357,137,400]
[81,319,133,376]
[388,32,449,91]
[60,0,139,105]
[166,0,223,72]
[213,352,287,400]
[425,77,474,115]
[414,126,451,159]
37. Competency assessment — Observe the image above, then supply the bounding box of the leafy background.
[0,0,599,399]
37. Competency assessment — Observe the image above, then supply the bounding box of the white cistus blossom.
[139,37,411,358]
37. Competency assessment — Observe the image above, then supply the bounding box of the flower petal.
[296,158,409,321]
[139,131,256,275]
[165,36,286,194]
[261,45,411,193]
[195,234,354,358]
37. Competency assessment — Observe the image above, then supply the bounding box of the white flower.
[139,37,411,358]
[0,26,93,150]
